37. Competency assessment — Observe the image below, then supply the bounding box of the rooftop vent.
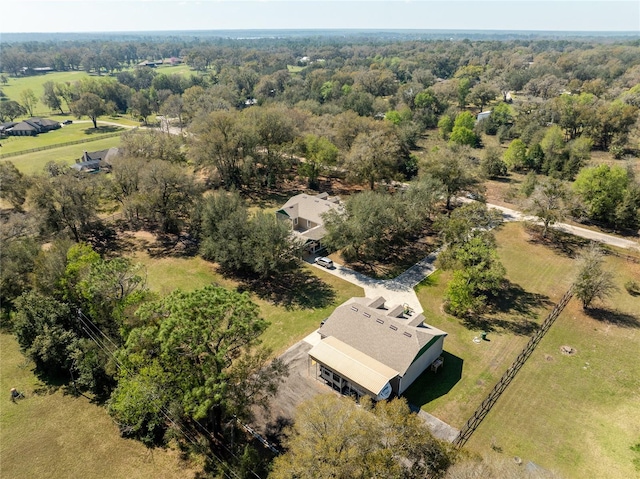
[376,318,384,324]
[350,306,359,312]
[389,325,398,331]
[363,312,371,318]
[403,332,412,338]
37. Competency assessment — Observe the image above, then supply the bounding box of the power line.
[74,308,264,479]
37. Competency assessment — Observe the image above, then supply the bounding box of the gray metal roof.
[81,147,120,163]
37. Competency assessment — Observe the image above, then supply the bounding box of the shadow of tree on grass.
[492,281,551,318]
[461,315,540,336]
[83,125,123,135]
[456,281,549,336]
[525,224,589,258]
[239,268,336,310]
[585,307,640,328]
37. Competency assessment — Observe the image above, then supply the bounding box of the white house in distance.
[308,296,447,400]
[477,110,491,122]
[276,192,342,254]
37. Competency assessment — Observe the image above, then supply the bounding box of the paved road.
[482,201,640,250]
[73,120,137,129]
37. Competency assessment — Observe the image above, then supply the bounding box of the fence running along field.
[453,287,574,448]
[0,130,125,159]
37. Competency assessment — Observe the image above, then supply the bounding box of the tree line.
[2,33,639,477]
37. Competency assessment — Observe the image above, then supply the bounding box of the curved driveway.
[312,201,638,313]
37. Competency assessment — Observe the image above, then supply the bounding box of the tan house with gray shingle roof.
[309,296,447,400]
[276,192,342,253]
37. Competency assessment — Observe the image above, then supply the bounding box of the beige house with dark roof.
[309,296,447,400]
[276,192,342,253]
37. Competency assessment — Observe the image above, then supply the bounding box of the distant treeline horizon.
[3,28,640,44]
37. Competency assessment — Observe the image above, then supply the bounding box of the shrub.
[624,280,640,295]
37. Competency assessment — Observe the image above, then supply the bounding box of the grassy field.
[0,122,126,155]
[1,136,122,175]
[1,71,90,117]
[1,64,195,117]
[1,236,362,478]
[0,333,198,479]
[132,250,364,355]
[286,65,306,73]
[405,222,640,478]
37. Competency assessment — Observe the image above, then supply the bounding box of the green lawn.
[1,71,91,117]
[0,122,125,155]
[50,114,141,127]
[1,64,195,118]
[1,245,361,478]
[405,222,640,478]
[0,333,198,479]
[286,65,306,73]
[133,252,364,355]
[1,136,121,175]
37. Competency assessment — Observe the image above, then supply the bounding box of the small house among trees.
[309,296,447,400]
[276,192,342,254]
[71,147,119,173]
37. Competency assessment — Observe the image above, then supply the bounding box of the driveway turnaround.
[310,252,438,315]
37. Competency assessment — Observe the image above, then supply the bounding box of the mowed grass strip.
[0,333,198,479]
[133,251,364,355]
[1,136,121,175]
[406,223,572,425]
[406,268,533,426]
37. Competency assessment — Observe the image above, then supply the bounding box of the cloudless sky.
[1,1,639,34]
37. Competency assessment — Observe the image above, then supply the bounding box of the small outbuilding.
[476,110,492,122]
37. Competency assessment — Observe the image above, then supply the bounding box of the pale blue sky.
[1,1,639,34]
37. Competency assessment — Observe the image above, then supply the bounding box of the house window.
[307,220,311,228]
[294,218,298,225]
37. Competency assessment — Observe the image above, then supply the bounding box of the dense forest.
[1,34,639,478]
